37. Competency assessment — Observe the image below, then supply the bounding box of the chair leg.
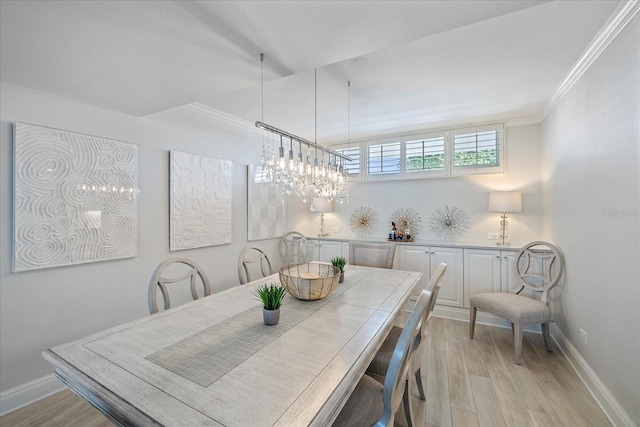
[513,323,523,365]
[403,379,415,427]
[541,322,553,352]
[415,368,425,400]
[469,305,477,339]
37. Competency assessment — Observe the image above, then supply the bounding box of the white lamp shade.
[311,198,333,213]
[488,191,522,213]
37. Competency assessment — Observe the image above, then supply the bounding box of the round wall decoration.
[429,206,470,241]
[350,206,378,237]
[390,208,422,239]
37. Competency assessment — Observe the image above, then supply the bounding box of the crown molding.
[537,0,639,121]
[181,103,261,135]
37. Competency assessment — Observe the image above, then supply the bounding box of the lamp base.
[317,233,329,237]
[496,242,511,246]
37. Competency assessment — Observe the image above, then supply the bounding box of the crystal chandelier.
[257,54,351,205]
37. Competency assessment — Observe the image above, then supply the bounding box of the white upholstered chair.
[348,241,396,269]
[365,263,447,425]
[279,231,310,265]
[148,258,211,314]
[333,286,434,427]
[469,241,564,364]
[238,245,272,284]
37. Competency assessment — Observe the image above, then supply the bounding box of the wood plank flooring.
[1,317,611,427]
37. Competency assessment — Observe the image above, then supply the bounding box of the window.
[405,133,447,177]
[329,122,505,182]
[367,141,401,176]
[452,124,503,175]
[334,146,360,176]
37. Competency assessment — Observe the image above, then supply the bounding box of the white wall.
[540,15,639,425]
[0,82,285,409]
[288,124,543,247]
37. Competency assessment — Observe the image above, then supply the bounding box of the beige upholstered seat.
[279,231,310,265]
[366,263,447,425]
[333,286,434,427]
[469,241,564,364]
[148,258,211,314]
[238,246,272,284]
[348,241,396,269]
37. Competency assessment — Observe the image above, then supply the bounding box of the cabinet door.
[317,240,342,263]
[429,247,464,308]
[464,249,501,307]
[341,242,350,263]
[500,252,518,293]
[502,250,543,300]
[397,245,430,291]
[307,239,320,262]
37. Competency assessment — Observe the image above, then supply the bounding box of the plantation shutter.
[452,124,503,174]
[367,141,401,176]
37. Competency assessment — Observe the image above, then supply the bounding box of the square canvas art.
[170,151,233,250]
[13,122,139,271]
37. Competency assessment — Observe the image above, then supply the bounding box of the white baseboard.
[550,323,636,427]
[0,374,64,416]
[433,305,542,332]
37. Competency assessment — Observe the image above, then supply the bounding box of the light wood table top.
[42,266,421,427]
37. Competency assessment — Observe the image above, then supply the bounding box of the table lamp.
[310,198,332,237]
[488,190,522,246]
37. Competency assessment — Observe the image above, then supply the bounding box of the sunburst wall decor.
[430,206,470,241]
[350,206,378,237]
[390,208,422,239]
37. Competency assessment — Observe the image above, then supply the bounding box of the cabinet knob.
[503,257,508,261]
[496,256,500,259]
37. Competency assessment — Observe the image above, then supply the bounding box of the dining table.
[42,265,422,426]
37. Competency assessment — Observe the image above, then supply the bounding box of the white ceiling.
[0,1,620,143]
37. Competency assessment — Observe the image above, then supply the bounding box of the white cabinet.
[463,249,502,307]
[308,239,345,263]
[397,245,464,308]
[464,248,541,307]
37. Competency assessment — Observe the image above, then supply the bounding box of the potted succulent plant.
[255,283,287,325]
[330,257,347,283]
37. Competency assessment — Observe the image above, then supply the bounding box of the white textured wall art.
[170,151,232,250]
[247,165,286,241]
[13,122,139,272]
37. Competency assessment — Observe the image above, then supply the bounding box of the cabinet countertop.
[308,236,524,251]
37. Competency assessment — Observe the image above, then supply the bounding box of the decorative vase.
[339,272,344,283]
[263,308,280,325]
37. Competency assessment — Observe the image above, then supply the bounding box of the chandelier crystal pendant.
[257,54,351,204]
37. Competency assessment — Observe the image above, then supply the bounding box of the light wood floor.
[1,317,611,427]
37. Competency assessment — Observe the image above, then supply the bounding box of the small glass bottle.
[405,228,411,240]
[390,222,396,240]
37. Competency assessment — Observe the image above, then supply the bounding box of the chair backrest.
[238,246,272,284]
[279,231,310,265]
[348,241,396,269]
[412,263,447,365]
[148,258,211,314]
[376,286,431,426]
[514,241,564,305]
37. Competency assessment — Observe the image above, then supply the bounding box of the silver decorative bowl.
[279,262,341,300]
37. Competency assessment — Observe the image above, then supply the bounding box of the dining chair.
[365,263,447,425]
[332,286,433,427]
[148,258,211,314]
[348,241,396,269]
[469,241,564,364]
[238,245,272,284]
[279,231,310,265]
